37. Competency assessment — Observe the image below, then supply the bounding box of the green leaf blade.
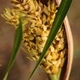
[3,18,22,80]
[28,0,73,80]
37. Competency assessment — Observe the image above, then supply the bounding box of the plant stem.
[49,74,59,80]
[49,69,61,80]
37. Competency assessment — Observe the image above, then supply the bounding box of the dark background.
[0,0,80,80]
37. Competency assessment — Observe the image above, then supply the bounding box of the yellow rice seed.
[41,36,47,41]
[30,49,38,56]
[60,52,64,58]
[27,57,33,61]
[45,30,50,36]
[34,56,39,60]
[45,69,51,74]
[31,56,36,61]
[35,28,43,35]
[41,31,47,37]
[55,43,64,51]
[51,65,59,74]
[60,58,65,67]
[46,61,52,67]
[24,42,28,46]
[46,54,52,61]
[42,14,47,24]
[43,5,50,16]
[52,60,57,65]
[50,18,55,24]
[52,53,59,60]
[56,59,61,67]
[29,36,34,40]
[50,46,55,52]
[42,25,47,31]
[38,47,43,53]
[30,23,35,27]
